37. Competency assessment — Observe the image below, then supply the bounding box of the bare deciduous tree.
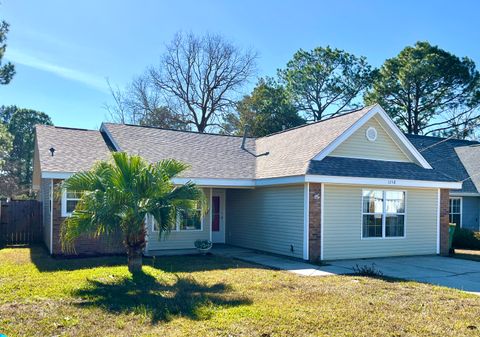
[105,77,186,129]
[149,32,257,132]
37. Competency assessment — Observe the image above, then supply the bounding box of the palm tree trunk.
[127,246,143,273]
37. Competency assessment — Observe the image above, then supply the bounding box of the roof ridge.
[256,105,375,139]
[406,133,479,144]
[103,122,253,139]
[37,124,99,132]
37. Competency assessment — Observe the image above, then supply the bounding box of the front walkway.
[211,245,480,295]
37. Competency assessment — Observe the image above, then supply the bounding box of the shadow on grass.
[29,244,257,273]
[29,245,127,272]
[72,270,251,323]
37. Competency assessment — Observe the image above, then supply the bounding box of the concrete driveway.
[326,256,480,295]
[212,246,480,294]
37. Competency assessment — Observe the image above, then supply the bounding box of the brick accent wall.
[308,183,322,262]
[51,179,124,256]
[439,189,450,256]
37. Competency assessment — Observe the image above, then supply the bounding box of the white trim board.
[436,189,441,254]
[312,104,432,169]
[41,171,462,189]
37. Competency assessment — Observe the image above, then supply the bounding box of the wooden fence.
[0,200,42,245]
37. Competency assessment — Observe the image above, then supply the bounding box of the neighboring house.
[407,135,480,232]
[33,104,463,261]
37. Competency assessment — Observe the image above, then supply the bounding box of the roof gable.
[35,125,112,175]
[329,116,411,162]
[254,106,372,179]
[312,104,432,169]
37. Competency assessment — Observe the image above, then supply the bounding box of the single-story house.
[33,104,465,261]
[406,135,480,232]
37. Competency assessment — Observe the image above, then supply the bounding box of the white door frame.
[211,189,226,243]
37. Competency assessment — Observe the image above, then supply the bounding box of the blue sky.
[1,0,479,129]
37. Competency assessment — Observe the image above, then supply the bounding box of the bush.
[194,239,212,250]
[352,263,383,277]
[452,227,480,250]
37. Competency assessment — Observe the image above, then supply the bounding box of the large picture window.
[449,197,462,227]
[362,190,405,238]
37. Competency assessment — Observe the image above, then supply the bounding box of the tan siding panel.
[323,184,437,260]
[226,185,304,258]
[146,188,211,250]
[330,117,411,162]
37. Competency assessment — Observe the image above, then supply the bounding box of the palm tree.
[61,152,204,273]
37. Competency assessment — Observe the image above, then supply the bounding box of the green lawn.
[0,247,479,336]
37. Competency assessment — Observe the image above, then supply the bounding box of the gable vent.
[366,127,378,142]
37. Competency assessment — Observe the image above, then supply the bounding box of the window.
[62,189,82,217]
[178,204,202,231]
[362,190,405,238]
[449,197,462,227]
[150,203,202,232]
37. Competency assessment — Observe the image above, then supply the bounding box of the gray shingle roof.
[35,106,463,185]
[406,135,479,193]
[455,145,480,193]
[308,156,455,182]
[255,107,372,178]
[102,123,256,179]
[102,106,372,180]
[35,125,112,173]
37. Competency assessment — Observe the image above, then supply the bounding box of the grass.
[454,249,480,262]
[0,247,479,337]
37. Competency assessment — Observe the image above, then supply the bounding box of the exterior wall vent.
[366,127,378,142]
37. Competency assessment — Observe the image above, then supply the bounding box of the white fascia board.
[449,192,480,197]
[312,104,432,170]
[42,171,74,179]
[172,177,255,187]
[40,171,461,189]
[313,106,377,162]
[305,174,462,189]
[374,106,432,169]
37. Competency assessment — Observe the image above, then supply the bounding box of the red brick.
[308,183,322,262]
[51,179,124,256]
[439,189,450,256]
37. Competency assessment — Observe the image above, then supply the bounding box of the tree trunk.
[127,246,143,273]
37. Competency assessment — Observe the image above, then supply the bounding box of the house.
[32,104,463,262]
[407,134,480,232]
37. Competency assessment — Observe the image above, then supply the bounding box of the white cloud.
[7,48,108,93]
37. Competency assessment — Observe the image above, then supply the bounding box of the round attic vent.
[366,127,377,142]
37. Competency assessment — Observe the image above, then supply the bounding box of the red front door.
[212,196,220,232]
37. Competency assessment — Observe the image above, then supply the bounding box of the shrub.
[194,239,212,250]
[452,227,480,250]
[352,263,383,277]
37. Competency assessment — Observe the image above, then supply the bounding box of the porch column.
[309,183,322,262]
[439,189,450,256]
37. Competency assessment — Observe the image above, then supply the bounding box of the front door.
[211,190,225,243]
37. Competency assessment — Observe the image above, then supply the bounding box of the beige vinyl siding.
[146,188,211,250]
[329,117,411,162]
[226,185,304,259]
[41,178,52,252]
[323,184,437,260]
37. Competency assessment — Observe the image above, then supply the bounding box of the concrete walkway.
[212,245,480,295]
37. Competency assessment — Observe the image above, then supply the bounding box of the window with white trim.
[362,190,405,238]
[178,203,202,231]
[150,203,202,232]
[449,197,462,227]
[62,189,82,216]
